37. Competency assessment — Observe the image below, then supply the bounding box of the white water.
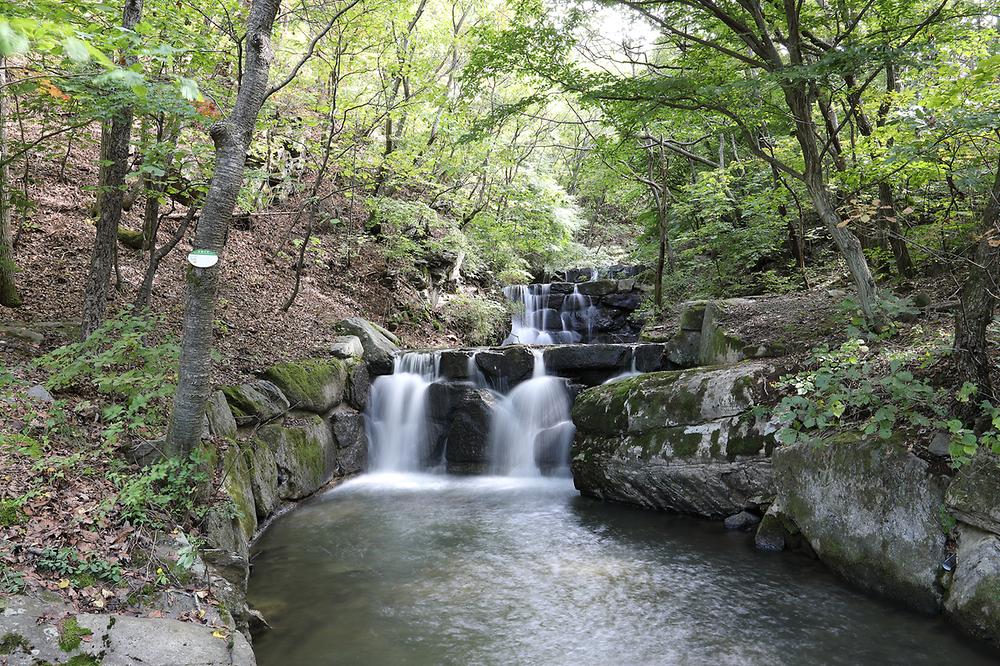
[365,352,440,472]
[488,350,575,476]
[366,349,574,477]
[502,283,594,345]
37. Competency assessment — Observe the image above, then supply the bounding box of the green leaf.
[178,77,202,101]
[0,21,29,56]
[62,36,90,63]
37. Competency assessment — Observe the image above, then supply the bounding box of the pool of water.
[248,474,995,665]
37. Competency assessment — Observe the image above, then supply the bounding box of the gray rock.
[445,388,497,467]
[571,362,778,518]
[221,445,257,540]
[331,409,368,475]
[631,344,666,372]
[206,389,237,439]
[677,301,708,331]
[665,330,702,368]
[754,508,788,552]
[245,439,279,519]
[946,448,1000,536]
[945,524,1000,646]
[534,421,575,470]
[438,349,473,380]
[345,357,370,410]
[334,316,400,376]
[549,281,576,293]
[543,344,629,370]
[330,334,364,359]
[602,291,642,310]
[222,380,290,426]
[772,436,950,612]
[25,384,53,403]
[724,510,761,531]
[617,278,636,292]
[928,431,951,457]
[475,346,535,389]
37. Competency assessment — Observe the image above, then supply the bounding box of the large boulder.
[222,380,289,426]
[262,358,347,414]
[334,317,400,376]
[543,344,629,371]
[945,525,1000,646]
[771,436,950,612]
[244,438,280,519]
[330,335,364,359]
[445,388,497,472]
[439,349,474,381]
[344,357,371,410]
[571,361,778,518]
[221,445,257,540]
[256,415,336,500]
[577,279,617,297]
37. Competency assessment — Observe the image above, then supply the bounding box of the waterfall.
[365,352,441,472]
[502,283,594,346]
[488,350,575,477]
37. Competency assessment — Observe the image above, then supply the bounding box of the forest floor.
[1,125,466,381]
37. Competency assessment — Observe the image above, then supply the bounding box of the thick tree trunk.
[165,0,282,456]
[80,0,143,337]
[953,159,1000,398]
[0,60,21,307]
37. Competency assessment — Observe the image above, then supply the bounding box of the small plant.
[440,295,510,346]
[36,547,124,586]
[110,454,209,528]
[0,564,26,594]
[58,617,92,652]
[35,312,180,443]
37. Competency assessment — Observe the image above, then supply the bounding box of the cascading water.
[365,352,441,472]
[488,350,575,476]
[502,283,595,345]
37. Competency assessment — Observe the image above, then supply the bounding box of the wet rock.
[664,329,702,368]
[602,291,642,310]
[724,510,761,531]
[945,525,1000,646]
[754,509,789,552]
[334,317,400,376]
[345,358,370,411]
[475,346,535,389]
[222,380,290,426]
[772,436,949,612]
[445,388,497,468]
[543,344,629,370]
[439,349,473,380]
[331,334,364,359]
[205,389,237,439]
[262,357,348,414]
[331,409,368,475]
[631,344,666,372]
[534,421,575,470]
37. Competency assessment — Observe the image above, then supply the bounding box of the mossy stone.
[257,415,334,500]
[116,226,145,250]
[262,358,348,414]
[221,446,257,540]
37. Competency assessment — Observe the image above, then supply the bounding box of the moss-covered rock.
[205,390,237,439]
[116,226,145,249]
[263,358,348,414]
[571,361,779,517]
[245,438,280,519]
[771,436,950,612]
[221,380,289,426]
[221,446,257,541]
[256,415,335,500]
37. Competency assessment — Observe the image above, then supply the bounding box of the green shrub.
[109,453,208,528]
[36,547,123,587]
[441,295,510,346]
[35,312,179,443]
[772,338,1000,466]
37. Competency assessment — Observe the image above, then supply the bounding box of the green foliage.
[36,547,124,587]
[773,338,1000,467]
[109,454,208,528]
[35,313,179,443]
[440,295,510,346]
[0,564,26,594]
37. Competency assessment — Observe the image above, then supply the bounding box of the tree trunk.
[165,0,282,456]
[80,0,143,337]
[783,82,884,326]
[0,59,21,307]
[953,159,1000,399]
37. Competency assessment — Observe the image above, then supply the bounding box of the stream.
[248,473,993,665]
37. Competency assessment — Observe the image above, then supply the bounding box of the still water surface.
[249,474,995,665]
